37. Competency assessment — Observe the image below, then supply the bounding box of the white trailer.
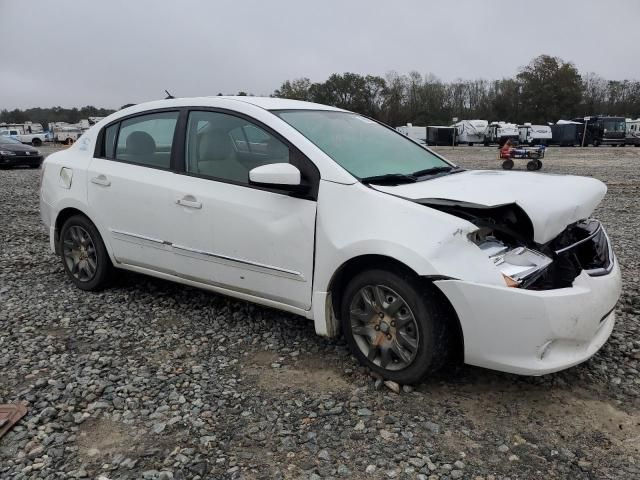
[518,123,553,145]
[453,120,488,145]
[626,118,640,146]
[484,121,519,146]
[396,123,427,144]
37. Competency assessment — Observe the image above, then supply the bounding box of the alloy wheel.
[349,284,419,371]
[62,225,98,282]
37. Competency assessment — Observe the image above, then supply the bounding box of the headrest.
[198,129,233,162]
[126,131,156,155]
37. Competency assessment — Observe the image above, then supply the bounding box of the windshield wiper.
[411,166,463,178]
[360,173,417,185]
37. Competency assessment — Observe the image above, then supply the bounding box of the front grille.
[527,220,613,290]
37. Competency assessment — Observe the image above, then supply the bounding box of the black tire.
[502,159,514,170]
[468,142,473,147]
[526,160,537,171]
[593,139,601,147]
[59,215,113,291]
[32,138,42,147]
[66,137,74,145]
[535,160,543,170]
[483,142,490,147]
[341,269,451,384]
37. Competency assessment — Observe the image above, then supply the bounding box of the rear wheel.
[32,138,42,147]
[59,215,112,291]
[341,269,451,384]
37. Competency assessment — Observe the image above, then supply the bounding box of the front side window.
[115,111,179,168]
[274,110,449,179]
[185,111,290,184]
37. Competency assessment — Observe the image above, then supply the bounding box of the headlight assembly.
[473,235,552,288]
[0,150,16,156]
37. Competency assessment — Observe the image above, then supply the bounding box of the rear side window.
[115,112,179,168]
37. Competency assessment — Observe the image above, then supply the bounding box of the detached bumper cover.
[434,258,622,375]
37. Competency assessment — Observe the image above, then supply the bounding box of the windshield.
[603,119,626,132]
[0,136,21,145]
[273,110,450,179]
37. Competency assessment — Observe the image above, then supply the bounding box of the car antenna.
[164,90,175,99]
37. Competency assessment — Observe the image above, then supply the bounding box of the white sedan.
[40,97,622,384]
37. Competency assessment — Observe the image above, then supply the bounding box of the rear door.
[170,109,318,309]
[87,110,181,274]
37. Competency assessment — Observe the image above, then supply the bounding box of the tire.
[59,215,113,291]
[502,159,514,170]
[468,142,473,147]
[593,139,601,147]
[340,269,451,384]
[66,137,74,145]
[32,138,42,147]
[526,160,537,171]
[535,160,543,170]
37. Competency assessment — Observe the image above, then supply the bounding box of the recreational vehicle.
[626,119,640,146]
[453,119,488,145]
[484,122,518,146]
[518,123,552,145]
[396,124,427,144]
[572,116,626,146]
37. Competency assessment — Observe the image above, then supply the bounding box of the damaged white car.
[40,97,622,384]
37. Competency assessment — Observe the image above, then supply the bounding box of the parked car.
[0,136,43,168]
[40,97,622,383]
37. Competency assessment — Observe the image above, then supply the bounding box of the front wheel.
[341,269,450,384]
[59,215,113,291]
[502,159,514,170]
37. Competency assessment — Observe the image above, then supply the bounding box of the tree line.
[0,106,115,128]
[2,55,638,128]
[273,55,640,126]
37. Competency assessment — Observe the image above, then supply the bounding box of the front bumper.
[434,257,622,375]
[0,155,43,167]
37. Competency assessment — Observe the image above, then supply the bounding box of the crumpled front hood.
[371,170,607,244]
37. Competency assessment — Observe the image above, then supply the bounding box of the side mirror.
[249,163,308,192]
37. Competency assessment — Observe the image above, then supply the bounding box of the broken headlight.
[474,235,552,288]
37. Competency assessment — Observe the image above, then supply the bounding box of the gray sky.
[1,0,639,110]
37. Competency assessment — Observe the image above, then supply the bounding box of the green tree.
[517,55,582,123]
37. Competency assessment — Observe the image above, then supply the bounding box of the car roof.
[213,96,345,112]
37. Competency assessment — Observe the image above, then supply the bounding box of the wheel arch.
[53,207,112,262]
[325,254,464,363]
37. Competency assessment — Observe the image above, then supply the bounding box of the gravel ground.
[1,145,639,479]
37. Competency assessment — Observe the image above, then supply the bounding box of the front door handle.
[91,175,111,187]
[176,195,202,209]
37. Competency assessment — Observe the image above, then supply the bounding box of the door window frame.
[93,108,184,172]
[176,107,320,201]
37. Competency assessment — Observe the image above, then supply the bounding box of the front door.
[171,110,317,309]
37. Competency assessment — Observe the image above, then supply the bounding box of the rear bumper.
[434,258,622,375]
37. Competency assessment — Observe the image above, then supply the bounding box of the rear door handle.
[176,195,202,209]
[90,175,111,187]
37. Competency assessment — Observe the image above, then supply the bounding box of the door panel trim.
[172,243,305,282]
